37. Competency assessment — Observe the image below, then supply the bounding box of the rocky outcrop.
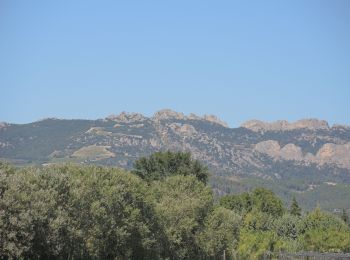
[315,143,350,169]
[153,109,186,120]
[173,123,197,136]
[254,140,281,157]
[293,119,330,130]
[242,119,330,132]
[280,144,303,161]
[203,115,229,128]
[254,141,303,161]
[152,109,229,127]
[243,120,289,132]
[188,113,201,120]
[106,112,147,123]
[254,139,350,169]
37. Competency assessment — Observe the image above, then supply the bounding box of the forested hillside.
[1,152,350,259]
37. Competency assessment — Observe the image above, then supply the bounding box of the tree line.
[0,151,350,259]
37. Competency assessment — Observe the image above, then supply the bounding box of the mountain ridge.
[4,109,349,129]
[1,109,350,171]
[1,109,350,210]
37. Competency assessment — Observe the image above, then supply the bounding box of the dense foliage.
[1,152,350,259]
[132,151,209,184]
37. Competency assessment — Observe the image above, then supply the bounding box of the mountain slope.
[1,109,350,211]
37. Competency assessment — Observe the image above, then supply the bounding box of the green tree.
[67,165,162,259]
[132,151,208,183]
[237,230,279,259]
[219,192,252,215]
[151,175,213,259]
[341,209,349,224]
[219,188,284,217]
[290,197,302,216]
[2,161,350,258]
[196,207,242,259]
[243,209,275,231]
[273,213,304,240]
[0,166,76,259]
[301,207,350,252]
[0,164,163,259]
[303,207,349,232]
[303,229,350,252]
[251,188,285,217]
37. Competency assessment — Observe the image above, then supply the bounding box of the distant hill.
[1,109,350,211]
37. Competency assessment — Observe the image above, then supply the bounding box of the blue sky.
[1,1,349,127]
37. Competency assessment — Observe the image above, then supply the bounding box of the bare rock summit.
[242,119,330,132]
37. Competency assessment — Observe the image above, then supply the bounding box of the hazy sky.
[1,1,349,127]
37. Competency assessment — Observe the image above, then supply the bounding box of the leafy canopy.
[132,151,209,183]
[1,157,350,259]
[219,188,284,217]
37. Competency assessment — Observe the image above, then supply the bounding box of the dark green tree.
[132,151,209,183]
[0,164,163,259]
[303,207,349,232]
[219,188,284,217]
[290,197,302,217]
[151,175,213,259]
[196,207,242,259]
[219,192,252,215]
[2,161,350,258]
[303,229,350,252]
[251,188,285,217]
[273,214,303,240]
[341,209,349,224]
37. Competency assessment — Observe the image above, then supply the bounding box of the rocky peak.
[152,109,186,120]
[188,113,201,120]
[106,112,147,123]
[241,120,289,132]
[242,119,330,132]
[203,115,229,128]
[152,109,229,127]
[293,119,329,130]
